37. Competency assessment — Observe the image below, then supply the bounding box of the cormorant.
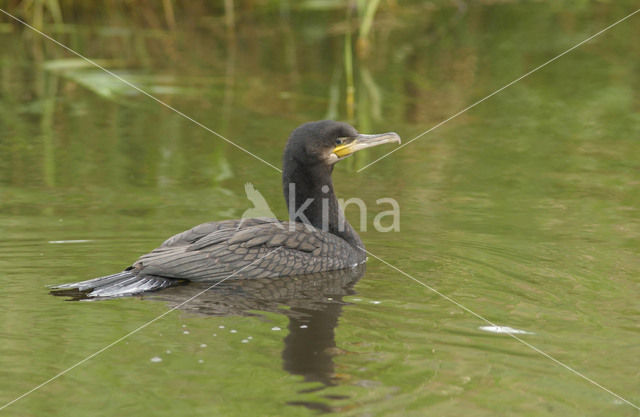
[52,120,400,297]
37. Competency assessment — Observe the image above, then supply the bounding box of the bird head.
[283,120,401,169]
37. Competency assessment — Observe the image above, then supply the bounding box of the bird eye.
[335,138,343,145]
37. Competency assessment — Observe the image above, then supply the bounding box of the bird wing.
[159,218,279,247]
[135,221,359,282]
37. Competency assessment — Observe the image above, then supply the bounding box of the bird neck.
[282,163,363,249]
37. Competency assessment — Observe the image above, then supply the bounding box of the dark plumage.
[52,121,400,298]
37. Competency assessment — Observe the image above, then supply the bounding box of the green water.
[1,2,639,416]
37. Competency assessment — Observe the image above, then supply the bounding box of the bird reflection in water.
[52,264,365,412]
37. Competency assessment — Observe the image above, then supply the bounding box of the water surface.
[1,2,639,416]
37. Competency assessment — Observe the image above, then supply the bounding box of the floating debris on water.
[300,325,308,329]
[48,240,93,244]
[219,325,225,329]
[479,326,534,335]
[230,329,237,334]
[200,343,207,348]
[198,359,204,364]
[241,339,249,343]
[165,350,172,354]
[370,301,381,305]
[150,356,162,363]
[271,326,281,331]
[183,330,190,335]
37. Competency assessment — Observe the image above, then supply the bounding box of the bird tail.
[50,269,178,299]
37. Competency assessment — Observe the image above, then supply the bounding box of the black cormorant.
[53,120,400,297]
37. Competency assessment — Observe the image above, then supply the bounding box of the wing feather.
[135,221,362,281]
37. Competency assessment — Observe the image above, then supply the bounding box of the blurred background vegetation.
[0,0,637,201]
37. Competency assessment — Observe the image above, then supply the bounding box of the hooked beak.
[330,132,402,163]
